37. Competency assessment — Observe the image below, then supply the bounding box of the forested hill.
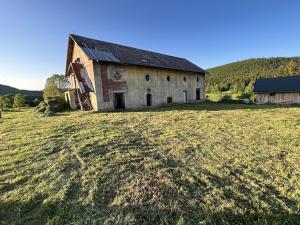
[0,84,42,96]
[206,57,300,93]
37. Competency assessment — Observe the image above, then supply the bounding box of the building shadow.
[118,102,300,113]
[1,125,299,225]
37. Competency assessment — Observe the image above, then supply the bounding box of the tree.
[13,94,26,108]
[244,81,254,94]
[278,65,287,75]
[43,74,69,99]
[287,60,299,75]
[232,83,244,93]
[0,94,14,109]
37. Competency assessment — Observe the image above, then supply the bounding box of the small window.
[167,76,170,82]
[167,97,172,103]
[270,93,275,96]
[114,72,122,80]
[197,77,199,82]
[145,74,150,81]
[183,77,186,82]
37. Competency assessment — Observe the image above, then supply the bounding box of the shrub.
[0,94,14,109]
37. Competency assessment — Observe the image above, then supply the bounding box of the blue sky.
[0,0,300,90]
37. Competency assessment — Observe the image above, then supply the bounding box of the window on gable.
[145,74,150,81]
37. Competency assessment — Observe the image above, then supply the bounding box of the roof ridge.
[257,75,300,80]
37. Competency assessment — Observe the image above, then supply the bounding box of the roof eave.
[65,35,75,76]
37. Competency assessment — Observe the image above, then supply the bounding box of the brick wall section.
[100,64,128,102]
[100,64,110,102]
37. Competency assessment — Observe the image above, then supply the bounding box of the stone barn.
[65,34,206,111]
[254,75,300,104]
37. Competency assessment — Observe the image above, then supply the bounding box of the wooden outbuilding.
[254,75,300,104]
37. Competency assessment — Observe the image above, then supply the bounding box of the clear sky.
[1,0,300,90]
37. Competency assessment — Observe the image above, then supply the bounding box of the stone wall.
[93,63,205,111]
[68,43,205,111]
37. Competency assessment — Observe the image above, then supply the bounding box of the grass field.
[0,103,299,225]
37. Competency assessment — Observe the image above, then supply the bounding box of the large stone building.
[254,75,300,104]
[65,34,206,111]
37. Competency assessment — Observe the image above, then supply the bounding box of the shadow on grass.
[1,199,299,225]
[151,102,300,112]
[93,102,300,114]
[1,116,299,225]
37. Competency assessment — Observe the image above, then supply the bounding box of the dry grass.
[0,103,299,225]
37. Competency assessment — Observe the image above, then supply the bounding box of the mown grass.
[0,103,299,225]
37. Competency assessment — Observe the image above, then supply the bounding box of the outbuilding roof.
[253,75,300,93]
[67,34,206,74]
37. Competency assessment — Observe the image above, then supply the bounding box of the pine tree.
[244,81,254,94]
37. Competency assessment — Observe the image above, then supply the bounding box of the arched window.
[145,74,150,81]
[146,93,152,106]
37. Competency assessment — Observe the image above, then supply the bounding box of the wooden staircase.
[68,62,94,111]
[77,92,93,111]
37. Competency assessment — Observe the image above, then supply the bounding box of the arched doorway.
[183,91,187,103]
[196,88,200,100]
[146,93,152,106]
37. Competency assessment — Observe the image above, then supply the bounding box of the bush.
[0,94,14,109]
[236,92,251,99]
[250,94,256,103]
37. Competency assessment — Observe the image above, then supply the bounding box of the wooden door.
[196,88,200,100]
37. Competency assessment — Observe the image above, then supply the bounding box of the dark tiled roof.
[254,75,300,93]
[69,34,206,74]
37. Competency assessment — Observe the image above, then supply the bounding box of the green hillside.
[206,57,300,93]
[0,84,42,96]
